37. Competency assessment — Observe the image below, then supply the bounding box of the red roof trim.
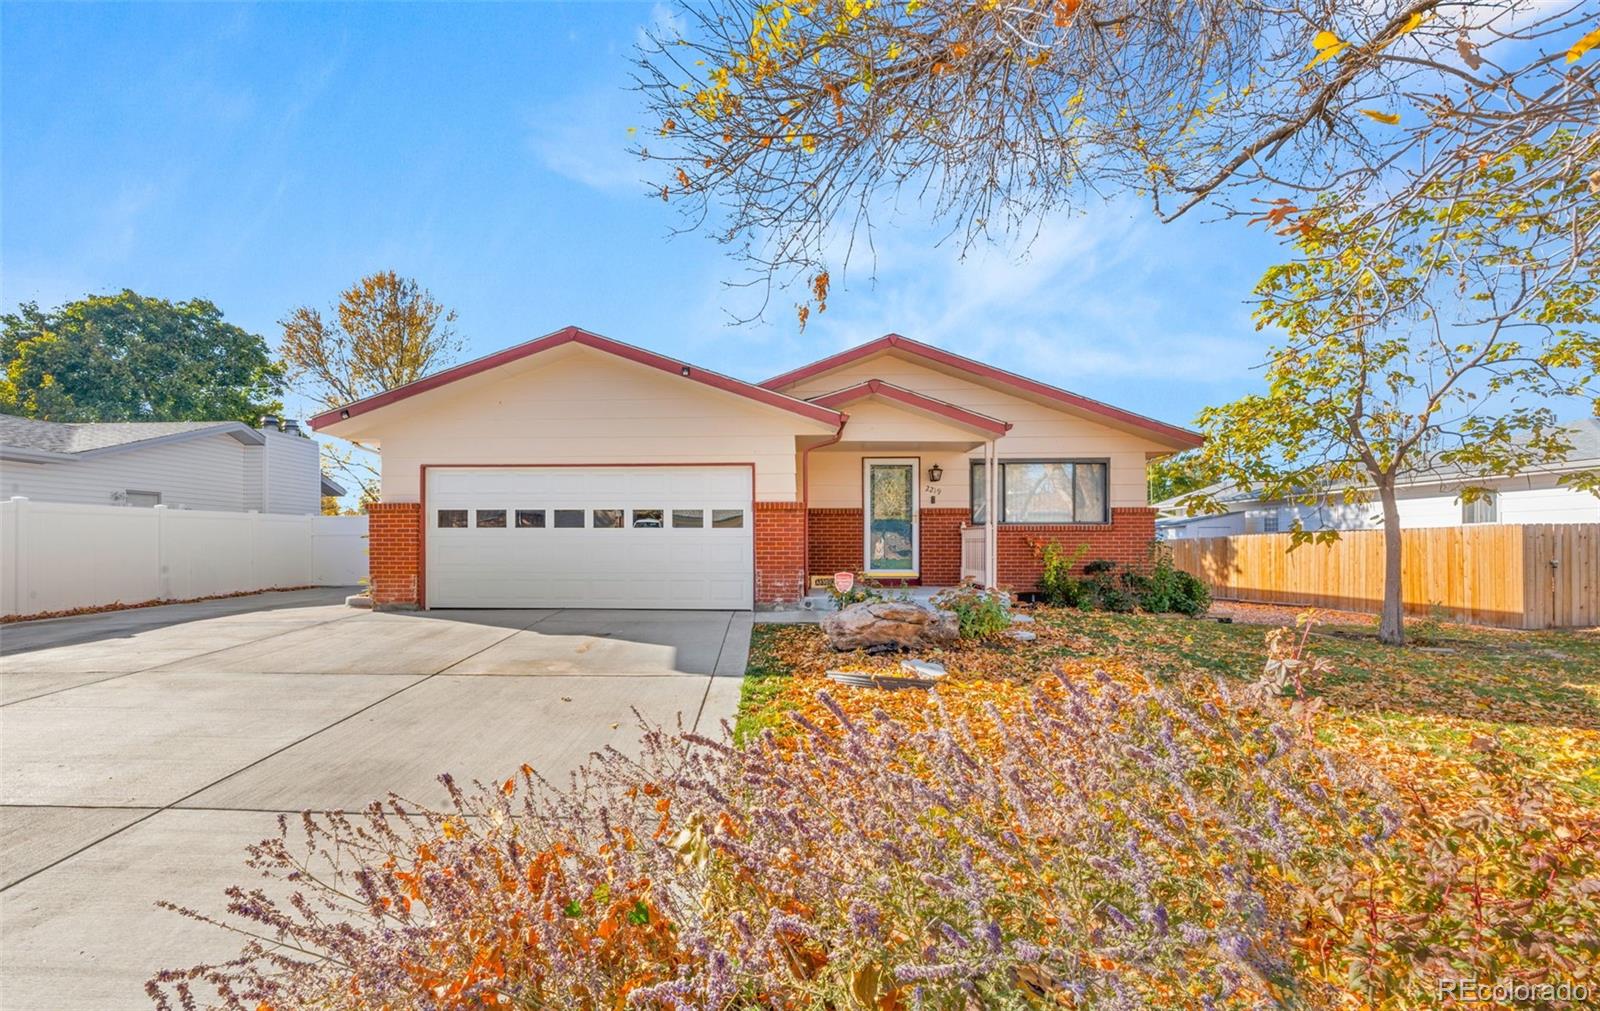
[809,379,1012,436]
[309,326,844,430]
[762,334,1202,448]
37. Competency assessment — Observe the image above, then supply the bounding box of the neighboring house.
[0,414,343,515]
[1156,418,1600,539]
[309,327,1200,610]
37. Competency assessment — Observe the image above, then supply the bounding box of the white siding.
[350,346,826,503]
[1162,471,1600,537]
[807,447,979,512]
[0,428,325,516]
[0,433,252,511]
[778,353,1176,508]
[260,428,322,515]
[1498,483,1600,524]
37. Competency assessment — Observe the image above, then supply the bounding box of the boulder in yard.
[821,600,960,651]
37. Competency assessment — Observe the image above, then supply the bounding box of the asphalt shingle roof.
[0,414,248,455]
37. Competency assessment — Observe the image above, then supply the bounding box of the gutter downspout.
[800,414,849,596]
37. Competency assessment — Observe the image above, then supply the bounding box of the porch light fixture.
[680,365,692,376]
[340,409,350,419]
[929,463,943,483]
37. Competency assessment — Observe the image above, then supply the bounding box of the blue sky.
[2,1,1286,440]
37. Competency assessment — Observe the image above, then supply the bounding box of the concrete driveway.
[0,587,748,1009]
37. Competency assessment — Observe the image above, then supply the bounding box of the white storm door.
[862,458,918,577]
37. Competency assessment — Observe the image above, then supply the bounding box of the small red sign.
[833,571,854,593]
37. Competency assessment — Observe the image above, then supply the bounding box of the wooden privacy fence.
[1167,523,1598,629]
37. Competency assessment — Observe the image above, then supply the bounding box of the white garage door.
[425,466,752,609]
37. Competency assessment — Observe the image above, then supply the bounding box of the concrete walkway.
[0,587,748,1009]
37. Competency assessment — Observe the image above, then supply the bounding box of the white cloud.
[526,89,649,195]
[764,202,1271,394]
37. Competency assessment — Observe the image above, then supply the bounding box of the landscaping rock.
[900,659,948,680]
[825,670,936,691]
[1010,613,1035,624]
[1008,630,1037,642]
[822,600,960,651]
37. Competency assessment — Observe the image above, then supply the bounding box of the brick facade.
[366,500,1154,608]
[807,508,862,578]
[754,501,807,605]
[366,501,422,608]
[801,505,1149,589]
[918,507,967,586]
[993,507,1158,591]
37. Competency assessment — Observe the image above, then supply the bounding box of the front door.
[863,458,918,577]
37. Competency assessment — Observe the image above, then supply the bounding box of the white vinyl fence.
[1,497,368,618]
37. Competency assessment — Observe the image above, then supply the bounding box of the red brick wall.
[807,508,862,577]
[993,507,1157,591]
[806,506,968,586]
[755,501,806,604]
[366,501,421,608]
[919,507,967,586]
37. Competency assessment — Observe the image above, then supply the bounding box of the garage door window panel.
[476,509,507,528]
[673,509,704,528]
[712,509,744,528]
[554,509,585,528]
[437,509,468,528]
[516,509,546,528]
[633,509,664,528]
[593,509,624,529]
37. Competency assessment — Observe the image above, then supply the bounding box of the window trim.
[969,458,1112,526]
[123,489,162,508]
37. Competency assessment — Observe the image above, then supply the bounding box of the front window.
[1462,493,1497,525]
[971,460,1109,524]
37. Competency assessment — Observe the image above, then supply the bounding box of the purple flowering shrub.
[150,672,1393,1010]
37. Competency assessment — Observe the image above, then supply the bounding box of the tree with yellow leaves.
[633,0,1599,325]
[280,271,462,504]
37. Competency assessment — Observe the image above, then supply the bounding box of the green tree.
[280,271,462,504]
[1147,451,1210,505]
[1186,138,1599,645]
[0,290,283,424]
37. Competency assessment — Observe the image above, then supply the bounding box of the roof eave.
[764,333,1202,449]
[0,445,76,463]
[809,379,1013,437]
[309,326,844,432]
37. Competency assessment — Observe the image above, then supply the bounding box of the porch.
[797,380,1006,591]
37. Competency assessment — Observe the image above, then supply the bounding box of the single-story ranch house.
[309,327,1201,609]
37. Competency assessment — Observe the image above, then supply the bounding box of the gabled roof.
[0,414,263,463]
[763,333,1202,449]
[308,326,844,432]
[807,379,1012,436]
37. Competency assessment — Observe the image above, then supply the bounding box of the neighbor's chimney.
[282,419,303,437]
[258,414,280,431]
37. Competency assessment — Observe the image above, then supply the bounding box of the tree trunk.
[1376,479,1405,646]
